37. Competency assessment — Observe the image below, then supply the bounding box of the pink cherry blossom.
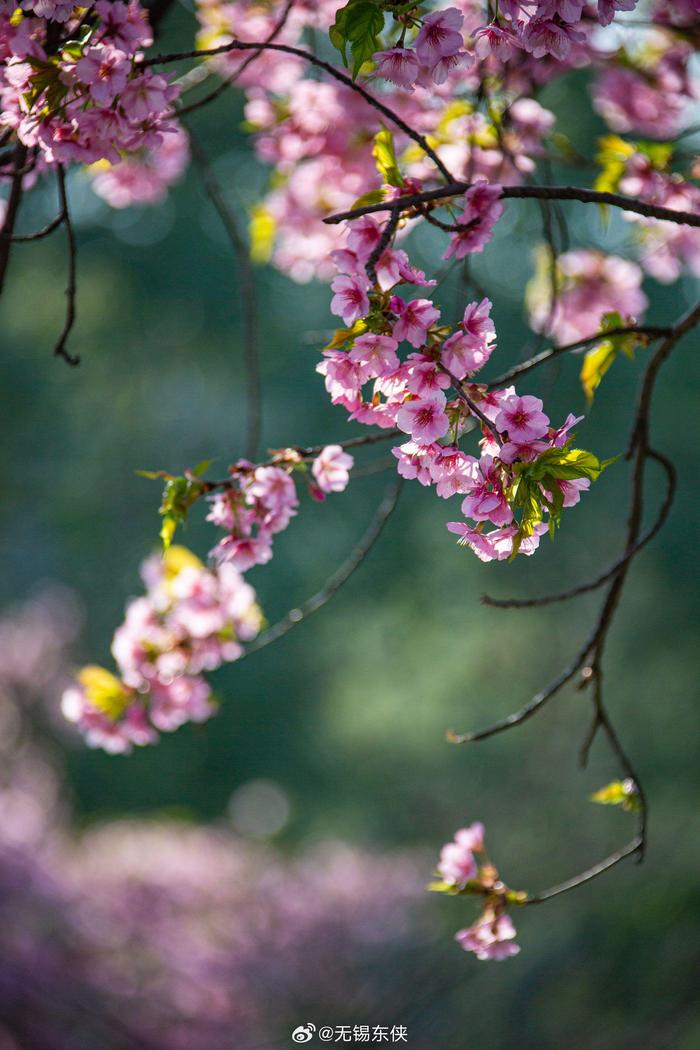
[391,297,440,347]
[495,394,550,443]
[455,912,520,961]
[373,47,420,90]
[396,394,449,446]
[330,273,370,326]
[312,445,354,493]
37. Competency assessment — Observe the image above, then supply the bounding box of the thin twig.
[482,449,676,609]
[325,182,700,227]
[11,210,65,243]
[189,130,261,459]
[525,837,643,904]
[243,479,402,655]
[486,324,671,388]
[0,144,27,294]
[176,0,296,118]
[53,166,80,367]
[142,41,453,182]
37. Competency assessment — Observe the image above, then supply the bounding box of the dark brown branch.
[324,182,700,228]
[486,324,671,388]
[525,837,643,904]
[176,0,296,119]
[189,131,261,459]
[482,449,676,610]
[142,41,453,182]
[446,635,594,744]
[11,210,65,243]
[53,166,80,367]
[243,479,402,655]
[0,144,27,295]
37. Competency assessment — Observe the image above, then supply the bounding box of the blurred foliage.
[2,22,700,1047]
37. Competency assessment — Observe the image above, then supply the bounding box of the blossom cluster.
[320,206,601,562]
[62,446,353,751]
[432,821,522,961]
[0,0,188,206]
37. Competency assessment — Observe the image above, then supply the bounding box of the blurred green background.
[2,15,700,1046]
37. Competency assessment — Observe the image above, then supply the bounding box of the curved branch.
[482,449,676,610]
[53,166,80,367]
[176,0,296,119]
[324,182,700,228]
[525,837,643,905]
[446,635,593,744]
[189,131,261,459]
[485,325,671,388]
[11,210,65,243]
[243,478,402,656]
[142,41,453,182]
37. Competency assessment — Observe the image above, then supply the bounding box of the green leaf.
[580,311,645,404]
[591,779,641,813]
[157,475,206,551]
[330,0,385,79]
[581,341,617,405]
[372,125,404,188]
[78,665,131,721]
[349,188,387,210]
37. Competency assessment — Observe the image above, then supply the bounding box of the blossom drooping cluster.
[62,545,263,752]
[207,447,353,571]
[0,0,187,203]
[62,446,352,750]
[431,821,523,961]
[320,207,603,561]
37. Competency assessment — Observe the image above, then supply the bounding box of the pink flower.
[346,216,382,261]
[495,395,549,443]
[437,821,485,886]
[428,447,479,498]
[373,47,420,90]
[441,298,496,377]
[391,297,440,348]
[209,534,273,571]
[246,466,299,513]
[415,8,465,69]
[460,456,512,526]
[75,45,130,104]
[311,444,354,493]
[443,182,503,260]
[455,912,520,961]
[330,274,370,326]
[519,18,585,62]
[396,394,449,445]
[348,333,400,381]
[391,441,436,485]
[473,22,521,62]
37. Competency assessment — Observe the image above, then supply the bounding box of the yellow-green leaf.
[591,779,640,812]
[249,204,276,264]
[372,126,404,189]
[78,665,131,720]
[581,341,617,404]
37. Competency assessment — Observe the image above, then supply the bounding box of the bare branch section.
[189,131,261,460]
[486,325,671,388]
[483,450,676,610]
[176,0,296,118]
[0,144,27,294]
[53,166,80,367]
[243,478,402,656]
[325,183,700,229]
[525,837,643,905]
[142,41,454,182]
[449,294,700,891]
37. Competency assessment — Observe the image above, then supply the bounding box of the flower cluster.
[63,446,352,750]
[0,0,187,202]
[207,447,353,571]
[62,545,264,752]
[320,208,604,561]
[431,822,523,961]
